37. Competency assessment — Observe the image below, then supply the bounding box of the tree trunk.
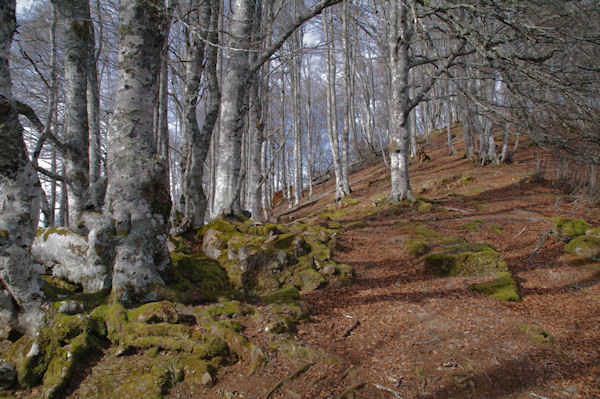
[53,0,91,231]
[212,0,255,217]
[323,8,347,200]
[88,14,102,187]
[102,0,171,303]
[341,0,351,194]
[388,1,414,202]
[291,22,303,206]
[0,0,45,338]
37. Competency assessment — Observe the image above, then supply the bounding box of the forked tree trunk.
[0,0,45,338]
[102,0,171,303]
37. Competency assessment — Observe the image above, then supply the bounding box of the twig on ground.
[343,321,360,338]
[373,383,404,398]
[512,227,527,239]
[440,206,474,213]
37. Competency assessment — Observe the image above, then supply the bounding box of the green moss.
[518,324,556,345]
[41,275,81,299]
[271,233,295,250]
[489,224,503,233]
[328,221,343,229]
[346,221,367,230]
[38,226,72,242]
[460,220,485,232]
[163,253,232,303]
[470,273,520,302]
[0,229,8,240]
[204,301,254,318]
[461,175,474,186]
[424,243,505,277]
[564,235,600,260]
[405,240,431,257]
[263,286,300,304]
[551,217,591,240]
[340,197,360,205]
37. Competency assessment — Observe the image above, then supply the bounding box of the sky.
[16,0,34,14]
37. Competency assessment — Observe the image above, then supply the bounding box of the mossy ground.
[551,217,592,240]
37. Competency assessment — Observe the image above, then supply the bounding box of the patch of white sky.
[16,0,35,15]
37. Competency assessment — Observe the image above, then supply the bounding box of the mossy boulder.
[518,324,556,345]
[346,221,367,230]
[265,301,311,334]
[564,235,600,260]
[424,244,505,277]
[551,217,591,240]
[470,272,520,302]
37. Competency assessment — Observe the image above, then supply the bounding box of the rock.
[32,227,110,292]
[56,300,84,315]
[322,264,336,276]
[202,229,225,260]
[565,235,600,260]
[0,362,16,390]
[424,243,505,277]
[551,217,591,240]
[127,301,179,324]
[0,290,17,340]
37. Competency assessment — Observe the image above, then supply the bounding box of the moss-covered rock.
[42,333,103,398]
[552,217,591,240]
[262,286,300,304]
[564,235,600,260]
[127,301,179,324]
[405,239,431,257]
[346,221,367,230]
[460,220,485,232]
[518,324,556,345]
[424,243,505,277]
[470,272,520,302]
[265,300,311,334]
[162,253,232,304]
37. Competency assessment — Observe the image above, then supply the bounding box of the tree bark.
[0,0,45,337]
[102,0,171,303]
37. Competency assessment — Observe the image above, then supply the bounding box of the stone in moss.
[424,243,505,277]
[518,324,556,345]
[265,301,311,334]
[262,286,300,304]
[552,217,591,240]
[586,228,600,239]
[470,273,520,302]
[564,235,600,260]
[405,240,431,257]
[127,301,179,324]
[41,275,81,300]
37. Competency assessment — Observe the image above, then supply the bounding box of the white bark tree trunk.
[52,0,91,230]
[102,0,171,303]
[0,0,45,337]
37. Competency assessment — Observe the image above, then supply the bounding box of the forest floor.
[197,130,600,398]
[5,129,599,399]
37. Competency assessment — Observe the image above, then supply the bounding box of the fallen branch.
[528,229,552,264]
